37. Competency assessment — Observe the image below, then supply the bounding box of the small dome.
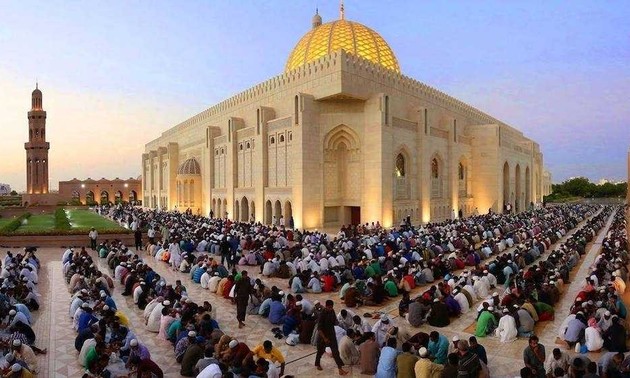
[285,19,400,73]
[177,158,201,175]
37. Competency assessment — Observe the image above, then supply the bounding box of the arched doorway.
[250,201,256,223]
[129,190,137,203]
[525,167,531,208]
[284,201,293,223]
[265,200,272,224]
[223,199,228,218]
[241,197,249,223]
[115,191,123,204]
[515,164,521,212]
[274,200,282,222]
[234,200,240,221]
[431,156,443,198]
[86,191,95,205]
[323,125,361,226]
[71,190,80,204]
[503,162,510,213]
[100,191,109,205]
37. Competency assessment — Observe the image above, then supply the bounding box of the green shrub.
[0,213,32,234]
[54,208,71,231]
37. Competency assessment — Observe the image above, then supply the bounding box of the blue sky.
[0,1,628,191]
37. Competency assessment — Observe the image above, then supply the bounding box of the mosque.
[142,5,551,229]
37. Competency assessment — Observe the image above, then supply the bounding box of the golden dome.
[285,18,400,73]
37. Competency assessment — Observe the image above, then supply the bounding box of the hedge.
[0,213,32,234]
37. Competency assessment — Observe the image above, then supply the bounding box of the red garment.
[222,281,234,298]
[322,275,335,292]
[402,275,415,290]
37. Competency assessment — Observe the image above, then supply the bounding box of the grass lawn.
[66,209,123,231]
[0,218,13,228]
[14,214,55,233]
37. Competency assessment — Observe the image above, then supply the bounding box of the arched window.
[270,136,275,144]
[458,163,465,180]
[431,158,439,178]
[395,154,405,177]
[279,135,285,143]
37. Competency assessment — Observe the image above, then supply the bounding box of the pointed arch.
[324,124,362,205]
[323,124,360,151]
[430,153,444,198]
[503,162,510,212]
[515,164,521,212]
[525,166,531,208]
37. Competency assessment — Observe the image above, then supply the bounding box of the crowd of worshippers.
[65,248,167,377]
[520,207,629,378]
[76,243,289,378]
[555,208,630,356]
[453,207,611,345]
[0,249,43,378]
[83,202,601,372]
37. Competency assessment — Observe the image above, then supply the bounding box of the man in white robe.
[495,310,518,343]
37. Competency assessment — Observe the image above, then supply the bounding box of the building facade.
[143,10,546,229]
[58,178,141,205]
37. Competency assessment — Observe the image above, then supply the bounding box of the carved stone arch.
[503,161,510,212]
[394,145,412,200]
[458,155,469,197]
[323,124,361,152]
[430,152,444,198]
[323,124,362,204]
[515,164,522,212]
[525,166,531,208]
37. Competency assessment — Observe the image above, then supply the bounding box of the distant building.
[18,86,142,206]
[0,184,11,195]
[58,178,141,205]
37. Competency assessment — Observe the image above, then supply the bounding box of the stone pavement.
[15,208,620,377]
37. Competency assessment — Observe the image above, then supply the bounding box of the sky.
[0,0,629,192]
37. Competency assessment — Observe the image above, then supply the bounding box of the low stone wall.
[0,232,138,248]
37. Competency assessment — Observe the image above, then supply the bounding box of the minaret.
[24,83,50,194]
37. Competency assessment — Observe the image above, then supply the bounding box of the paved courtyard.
[16,209,626,377]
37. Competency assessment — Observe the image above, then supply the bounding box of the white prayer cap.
[419,347,428,357]
[488,306,494,311]
[452,336,460,342]
[130,339,138,347]
[492,292,499,297]
[11,340,21,347]
[8,310,16,316]
[163,300,171,306]
[229,340,239,349]
[10,363,21,372]
[188,331,197,337]
[103,305,110,311]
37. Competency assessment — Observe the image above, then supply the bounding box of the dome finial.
[312,6,322,28]
[340,0,345,20]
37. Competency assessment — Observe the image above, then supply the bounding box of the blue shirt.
[375,346,399,378]
[428,334,449,365]
[268,301,286,324]
[14,304,32,324]
[78,312,98,332]
[193,268,204,284]
[105,296,117,311]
